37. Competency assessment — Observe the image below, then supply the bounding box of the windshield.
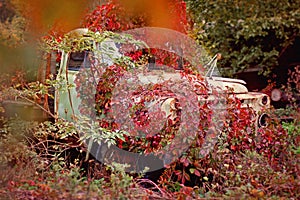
[67,51,91,71]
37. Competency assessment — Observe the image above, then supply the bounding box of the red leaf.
[194,169,201,177]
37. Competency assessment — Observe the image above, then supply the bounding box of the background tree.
[0,0,28,78]
[185,0,300,89]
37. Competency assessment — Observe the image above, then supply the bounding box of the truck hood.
[134,70,248,94]
[206,77,248,94]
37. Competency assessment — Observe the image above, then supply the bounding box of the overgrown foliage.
[84,0,188,33]
[0,0,299,199]
[0,78,299,199]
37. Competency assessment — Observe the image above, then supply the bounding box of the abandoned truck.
[37,28,269,127]
[2,28,271,128]
[1,28,270,169]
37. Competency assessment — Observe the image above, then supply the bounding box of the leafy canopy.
[185,0,300,77]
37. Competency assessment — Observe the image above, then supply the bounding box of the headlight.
[258,113,269,127]
[261,95,269,105]
[271,88,281,102]
[259,95,269,106]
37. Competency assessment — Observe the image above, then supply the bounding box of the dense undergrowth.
[0,68,299,200]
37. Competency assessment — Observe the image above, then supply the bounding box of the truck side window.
[68,51,91,71]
